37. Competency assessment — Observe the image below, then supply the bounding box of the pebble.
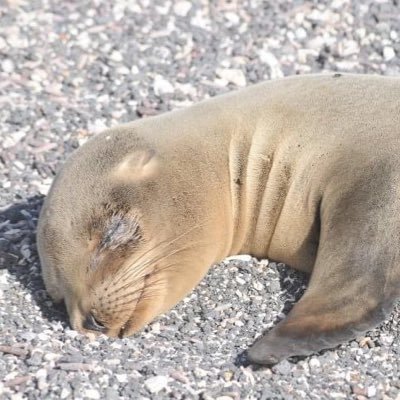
[84,389,101,399]
[383,46,395,61]
[273,360,292,375]
[257,50,283,79]
[308,357,321,370]
[1,59,14,73]
[216,68,247,87]
[115,374,128,383]
[110,50,124,63]
[144,376,169,393]
[153,75,175,96]
[173,1,192,17]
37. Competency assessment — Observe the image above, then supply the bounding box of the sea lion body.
[37,74,400,364]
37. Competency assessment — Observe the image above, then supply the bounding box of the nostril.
[83,313,107,333]
[118,326,125,339]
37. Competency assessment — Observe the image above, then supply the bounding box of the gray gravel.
[1,0,400,399]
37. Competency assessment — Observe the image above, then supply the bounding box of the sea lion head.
[37,127,216,338]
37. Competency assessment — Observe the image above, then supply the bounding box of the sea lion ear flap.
[112,149,159,182]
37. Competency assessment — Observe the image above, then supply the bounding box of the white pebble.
[224,11,240,25]
[110,50,123,62]
[144,376,168,394]
[153,75,174,96]
[257,50,283,79]
[60,388,71,399]
[173,1,191,17]
[104,359,120,366]
[309,357,321,369]
[84,389,100,400]
[1,59,14,73]
[0,37,7,51]
[295,27,307,40]
[367,386,377,398]
[216,68,246,87]
[235,276,246,285]
[383,46,395,61]
[115,374,128,383]
[380,333,394,346]
[2,130,25,148]
[88,119,107,134]
[77,31,91,49]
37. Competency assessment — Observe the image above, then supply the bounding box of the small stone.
[1,59,14,73]
[367,386,377,398]
[383,46,395,61]
[338,40,359,57]
[309,357,321,369]
[35,368,47,390]
[2,131,25,148]
[104,388,120,400]
[258,50,283,79]
[153,75,174,96]
[358,337,374,348]
[223,371,234,381]
[88,119,107,134]
[173,1,191,17]
[115,374,128,383]
[379,333,394,346]
[295,27,307,40]
[194,368,208,378]
[60,388,71,399]
[84,389,100,399]
[272,360,292,375]
[224,11,240,25]
[216,68,246,87]
[352,385,367,396]
[235,276,245,285]
[77,31,91,49]
[110,50,123,62]
[104,359,120,366]
[144,376,168,394]
[170,370,189,384]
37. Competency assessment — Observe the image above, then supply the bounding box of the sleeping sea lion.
[37,73,400,364]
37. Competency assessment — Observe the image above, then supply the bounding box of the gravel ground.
[1,0,400,399]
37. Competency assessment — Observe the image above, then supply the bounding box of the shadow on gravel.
[0,196,69,326]
[234,264,310,368]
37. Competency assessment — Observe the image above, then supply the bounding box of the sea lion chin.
[37,73,400,364]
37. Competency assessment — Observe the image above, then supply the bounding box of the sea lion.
[37,73,400,365]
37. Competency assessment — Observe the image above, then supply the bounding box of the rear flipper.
[247,289,396,365]
[248,173,400,365]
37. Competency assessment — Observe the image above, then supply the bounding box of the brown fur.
[37,74,400,363]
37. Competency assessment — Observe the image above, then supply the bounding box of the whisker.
[105,277,170,309]
[108,239,202,294]
[109,223,204,288]
[107,258,179,297]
